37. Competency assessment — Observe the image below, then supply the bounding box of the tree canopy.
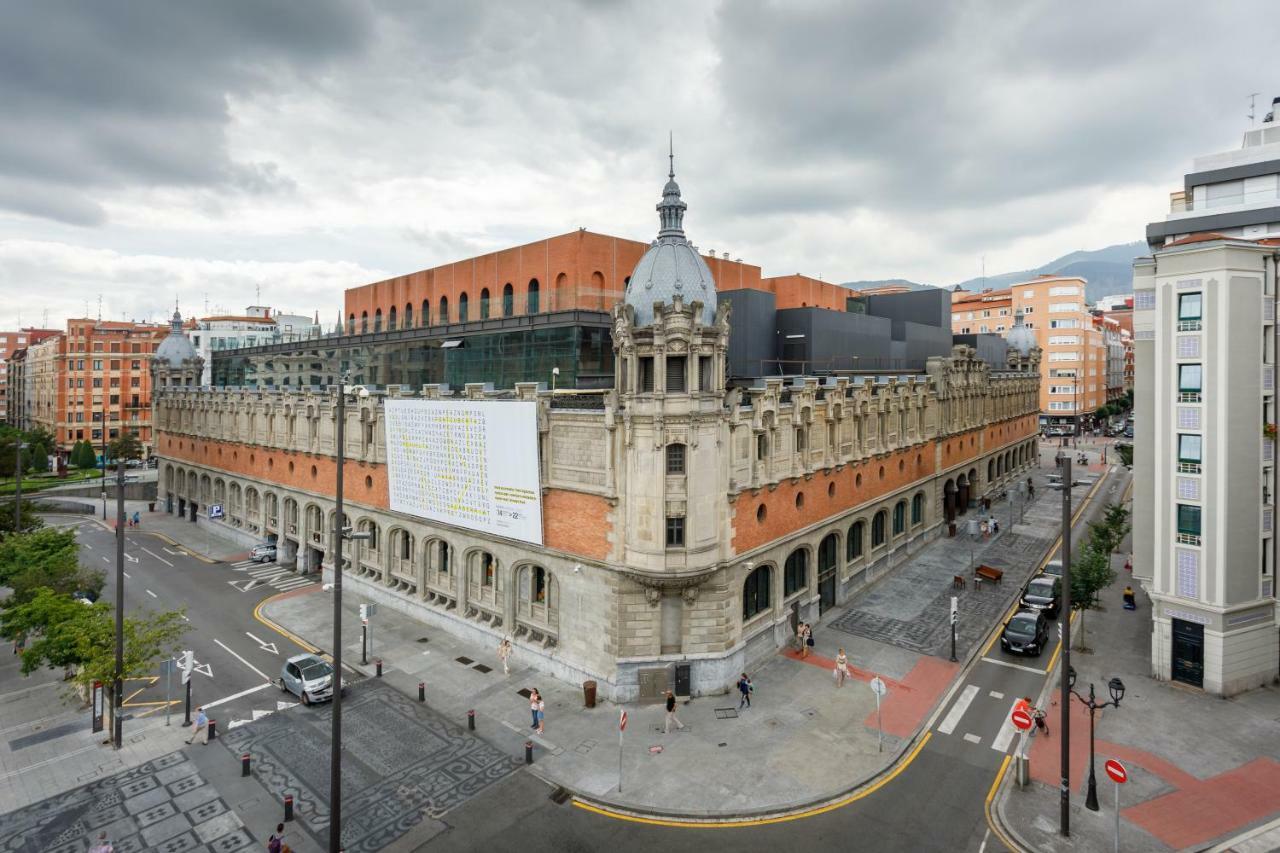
[0,527,103,604]
[108,431,143,462]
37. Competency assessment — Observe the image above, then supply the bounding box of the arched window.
[421,299,430,327]
[517,565,558,634]
[527,279,540,314]
[988,459,995,482]
[480,288,490,320]
[872,511,887,547]
[847,520,864,561]
[784,549,807,596]
[459,292,469,322]
[439,296,449,324]
[818,533,838,574]
[439,540,451,573]
[666,443,686,475]
[912,492,925,525]
[893,500,906,535]
[481,551,495,586]
[743,565,770,621]
[374,308,382,332]
[360,311,368,333]
[503,283,514,317]
[347,313,355,334]
[388,306,397,331]
[403,303,412,328]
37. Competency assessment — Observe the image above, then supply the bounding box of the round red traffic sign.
[1105,758,1127,784]
[1010,708,1033,731]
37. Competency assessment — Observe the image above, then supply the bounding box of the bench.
[974,565,1004,585]
[952,575,966,590]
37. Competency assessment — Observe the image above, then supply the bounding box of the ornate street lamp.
[1068,666,1126,812]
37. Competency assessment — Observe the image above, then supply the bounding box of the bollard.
[525,741,533,764]
[241,753,251,777]
[207,719,217,741]
[284,794,294,822]
[467,709,475,731]
[418,682,425,702]
[376,658,383,678]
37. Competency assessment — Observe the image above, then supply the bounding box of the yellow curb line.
[140,531,219,564]
[571,731,933,828]
[984,754,1017,852]
[253,590,322,655]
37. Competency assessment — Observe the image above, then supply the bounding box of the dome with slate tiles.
[624,147,717,326]
[1005,308,1037,357]
[154,307,198,366]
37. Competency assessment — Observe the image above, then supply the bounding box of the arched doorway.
[944,478,957,524]
[957,474,970,515]
[817,532,839,612]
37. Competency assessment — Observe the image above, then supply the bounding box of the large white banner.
[383,399,544,545]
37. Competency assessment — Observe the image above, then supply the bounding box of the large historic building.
[153,160,1042,699]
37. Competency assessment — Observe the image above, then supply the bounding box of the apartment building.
[1133,106,1280,695]
[28,319,168,459]
[185,307,279,386]
[0,328,59,424]
[952,275,1105,430]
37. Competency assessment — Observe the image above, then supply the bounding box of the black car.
[1020,575,1062,619]
[1000,611,1049,657]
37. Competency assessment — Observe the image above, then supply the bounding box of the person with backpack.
[737,673,753,709]
[267,823,291,853]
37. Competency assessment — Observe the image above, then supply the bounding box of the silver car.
[280,653,338,705]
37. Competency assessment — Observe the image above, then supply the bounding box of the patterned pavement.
[0,752,252,853]
[222,679,518,852]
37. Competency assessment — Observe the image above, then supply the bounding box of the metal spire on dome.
[657,135,688,240]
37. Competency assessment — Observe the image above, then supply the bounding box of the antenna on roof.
[96,294,102,323]
[1249,92,1262,125]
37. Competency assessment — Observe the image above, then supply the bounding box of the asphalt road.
[423,466,1131,853]
[60,515,322,733]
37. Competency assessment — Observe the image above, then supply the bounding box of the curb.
[252,587,324,655]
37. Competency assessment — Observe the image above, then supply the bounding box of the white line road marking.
[981,656,1047,675]
[164,547,183,556]
[963,733,982,744]
[937,684,980,735]
[83,543,93,550]
[990,699,1022,753]
[141,547,173,567]
[213,638,272,682]
[979,828,990,853]
[200,681,274,710]
[275,578,315,591]
[125,552,139,563]
[123,572,130,579]
[989,690,1005,700]
[245,632,279,655]
[145,589,157,599]
[101,556,109,563]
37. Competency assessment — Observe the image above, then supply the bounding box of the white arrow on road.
[245,632,279,655]
[125,552,139,563]
[227,578,259,593]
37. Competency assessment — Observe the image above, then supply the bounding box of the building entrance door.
[1171,618,1204,688]
[818,573,836,613]
[817,533,838,613]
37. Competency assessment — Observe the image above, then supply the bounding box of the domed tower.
[1004,308,1039,371]
[612,145,731,580]
[151,306,203,390]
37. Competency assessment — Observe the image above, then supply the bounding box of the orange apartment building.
[952,275,1105,430]
[341,229,863,331]
[27,319,168,459]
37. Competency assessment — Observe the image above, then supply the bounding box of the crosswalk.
[934,684,1036,753]
[227,559,317,593]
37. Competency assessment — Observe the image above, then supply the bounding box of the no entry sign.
[1105,758,1127,784]
[1011,708,1033,731]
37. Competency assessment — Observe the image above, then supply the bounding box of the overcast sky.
[0,0,1274,331]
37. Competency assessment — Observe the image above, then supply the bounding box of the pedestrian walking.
[88,831,114,853]
[132,511,140,528]
[267,823,292,853]
[497,637,512,675]
[1027,477,1035,499]
[801,623,814,659]
[794,622,806,654]
[833,648,849,687]
[737,672,752,708]
[536,694,546,735]
[528,689,540,729]
[990,516,999,536]
[664,690,685,734]
[1124,555,1132,573]
[185,707,208,744]
[980,520,990,540]
[1122,586,1137,611]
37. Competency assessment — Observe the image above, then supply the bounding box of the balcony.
[1176,320,1202,332]
[1177,392,1202,403]
[1177,462,1202,475]
[1175,532,1202,546]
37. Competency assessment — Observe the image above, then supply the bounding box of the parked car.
[279,653,343,705]
[1020,575,1062,618]
[250,543,277,563]
[1000,610,1049,657]
[1041,559,1063,578]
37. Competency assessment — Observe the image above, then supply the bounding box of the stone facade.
[153,295,1040,700]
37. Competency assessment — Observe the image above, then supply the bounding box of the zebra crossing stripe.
[275,578,316,591]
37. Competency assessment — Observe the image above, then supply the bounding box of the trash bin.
[583,680,597,708]
[948,522,957,538]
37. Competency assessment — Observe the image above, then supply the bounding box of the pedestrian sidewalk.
[994,551,1280,852]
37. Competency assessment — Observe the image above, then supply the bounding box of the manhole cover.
[455,656,474,665]
[473,664,492,674]
[417,637,429,643]
[718,742,727,747]
[516,688,533,699]
[714,708,739,720]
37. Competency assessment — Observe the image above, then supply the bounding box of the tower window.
[666,356,686,392]
[666,516,685,547]
[666,443,686,475]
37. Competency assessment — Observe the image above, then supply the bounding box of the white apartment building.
[185,306,323,386]
[1133,237,1280,695]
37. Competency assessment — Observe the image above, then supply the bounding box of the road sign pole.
[875,689,882,753]
[184,679,192,727]
[165,662,172,727]
[1060,457,1073,837]
[1115,780,1120,853]
[950,596,958,662]
[361,623,367,666]
[618,712,624,793]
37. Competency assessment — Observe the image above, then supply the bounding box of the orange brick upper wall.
[157,432,612,561]
[762,274,856,311]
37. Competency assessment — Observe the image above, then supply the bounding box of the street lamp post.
[1059,457,1073,836]
[1069,667,1126,812]
[113,458,125,749]
[14,441,27,531]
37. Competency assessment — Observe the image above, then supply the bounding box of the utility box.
[636,667,671,702]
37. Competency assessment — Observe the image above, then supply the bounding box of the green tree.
[1115,443,1133,467]
[0,500,43,539]
[74,441,96,470]
[28,441,49,473]
[0,528,102,604]
[108,430,143,462]
[1102,502,1132,555]
[1069,540,1117,652]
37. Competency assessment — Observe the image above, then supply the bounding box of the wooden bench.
[974,565,1004,585]
[952,575,966,590]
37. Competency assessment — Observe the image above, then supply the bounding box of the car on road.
[1020,575,1062,618]
[1000,610,1049,656]
[250,542,277,563]
[1041,559,1063,579]
[279,653,343,705]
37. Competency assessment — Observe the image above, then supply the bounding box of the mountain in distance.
[844,241,1147,304]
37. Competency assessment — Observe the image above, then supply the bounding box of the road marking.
[245,632,279,655]
[145,589,157,599]
[981,657,1046,675]
[252,591,322,655]
[963,733,982,744]
[164,547,183,556]
[990,699,1022,754]
[213,638,272,682]
[937,684,980,735]
[101,556,109,563]
[83,543,93,550]
[978,827,991,853]
[989,690,1004,700]
[123,572,130,579]
[983,753,1017,851]
[140,546,173,567]
[275,577,315,591]
[125,552,139,563]
[201,681,275,710]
